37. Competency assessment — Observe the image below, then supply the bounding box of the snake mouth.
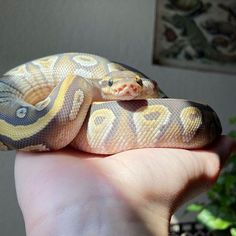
[113,84,141,100]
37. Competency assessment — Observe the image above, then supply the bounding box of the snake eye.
[108,79,113,87]
[137,78,143,87]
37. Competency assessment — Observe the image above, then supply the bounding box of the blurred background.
[0,0,235,235]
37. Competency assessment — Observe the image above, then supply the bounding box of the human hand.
[15,136,236,236]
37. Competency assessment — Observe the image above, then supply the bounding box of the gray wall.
[0,0,235,235]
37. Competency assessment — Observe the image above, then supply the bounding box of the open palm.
[15,136,236,236]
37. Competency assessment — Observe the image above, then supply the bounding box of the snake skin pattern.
[0,53,222,154]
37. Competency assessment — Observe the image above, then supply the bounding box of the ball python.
[0,53,221,154]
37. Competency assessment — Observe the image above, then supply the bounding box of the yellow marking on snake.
[27,63,41,76]
[0,53,221,153]
[73,54,108,77]
[69,89,84,121]
[87,108,116,146]
[180,107,202,143]
[73,55,98,67]
[35,97,51,111]
[32,56,58,70]
[134,105,171,145]
[0,75,75,141]
[5,64,28,76]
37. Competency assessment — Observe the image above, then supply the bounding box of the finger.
[207,135,236,167]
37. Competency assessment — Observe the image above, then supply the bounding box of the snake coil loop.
[0,53,221,153]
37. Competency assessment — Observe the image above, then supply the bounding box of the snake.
[0,53,222,154]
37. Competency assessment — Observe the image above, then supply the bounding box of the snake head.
[99,71,144,100]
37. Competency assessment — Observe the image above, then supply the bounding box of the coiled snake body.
[0,53,221,154]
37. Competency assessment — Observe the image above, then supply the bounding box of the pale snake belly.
[0,53,221,154]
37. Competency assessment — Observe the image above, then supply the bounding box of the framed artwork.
[153,0,236,74]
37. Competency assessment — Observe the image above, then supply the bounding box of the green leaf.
[229,131,236,139]
[231,228,236,236]
[229,155,236,165]
[186,203,203,212]
[229,117,236,125]
[197,208,233,230]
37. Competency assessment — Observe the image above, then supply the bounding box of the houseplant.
[187,116,236,235]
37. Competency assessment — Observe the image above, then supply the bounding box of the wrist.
[20,158,168,236]
[25,177,161,236]
[91,161,171,236]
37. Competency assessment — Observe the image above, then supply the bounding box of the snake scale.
[0,53,221,154]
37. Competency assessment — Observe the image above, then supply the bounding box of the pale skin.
[15,136,236,236]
